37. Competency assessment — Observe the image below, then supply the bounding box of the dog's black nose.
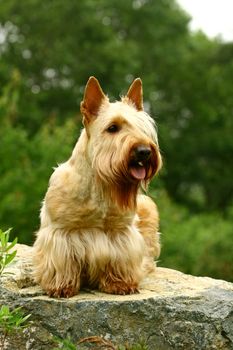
[134,145,151,161]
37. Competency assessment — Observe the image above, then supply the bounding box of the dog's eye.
[107,124,120,133]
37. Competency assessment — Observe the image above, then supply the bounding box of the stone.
[0,244,233,349]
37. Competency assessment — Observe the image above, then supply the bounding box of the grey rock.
[0,244,233,350]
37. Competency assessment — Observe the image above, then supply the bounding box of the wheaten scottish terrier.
[33,77,162,297]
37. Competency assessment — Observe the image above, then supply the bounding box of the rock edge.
[0,244,233,350]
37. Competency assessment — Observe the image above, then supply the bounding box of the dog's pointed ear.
[126,78,143,111]
[80,77,106,122]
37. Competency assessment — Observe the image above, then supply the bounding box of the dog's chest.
[69,200,134,231]
[46,188,133,231]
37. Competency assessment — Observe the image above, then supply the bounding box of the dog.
[33,77,162,297]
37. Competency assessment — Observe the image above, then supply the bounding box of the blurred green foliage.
[151,189,233,282]
[0,0,232,280]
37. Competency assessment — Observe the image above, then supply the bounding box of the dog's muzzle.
[128,145,152,181]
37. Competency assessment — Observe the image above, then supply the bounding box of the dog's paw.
[100,282,139,295]
[47,285,77,298]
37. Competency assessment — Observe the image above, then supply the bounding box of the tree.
[0,0,233,245]
[0,0,190,130]
[161,36,233,210]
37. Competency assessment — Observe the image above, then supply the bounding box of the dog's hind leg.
[136,194,161,273]
[33,227,85,297]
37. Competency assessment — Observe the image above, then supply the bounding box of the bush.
[0,119,80,243]
[152,189,233,282]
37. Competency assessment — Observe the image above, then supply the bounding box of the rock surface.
[0,244,233,350]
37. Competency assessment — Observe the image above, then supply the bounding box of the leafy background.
[0,0,232,281]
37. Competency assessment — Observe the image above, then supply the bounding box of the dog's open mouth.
[129,161,147,180]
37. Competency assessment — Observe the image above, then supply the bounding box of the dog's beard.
[94,144,160,211]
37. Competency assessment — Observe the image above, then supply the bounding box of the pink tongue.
[130,166,146,180]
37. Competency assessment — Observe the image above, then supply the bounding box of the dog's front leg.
[33,227,85,298]
[86,227,144,295]
[98,265,141,295]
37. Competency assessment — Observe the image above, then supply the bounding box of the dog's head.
[80,77,162,210]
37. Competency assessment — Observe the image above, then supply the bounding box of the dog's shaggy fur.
[33,77,162,297]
